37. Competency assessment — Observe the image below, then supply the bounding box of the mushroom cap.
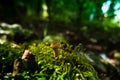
[50,41,61,48]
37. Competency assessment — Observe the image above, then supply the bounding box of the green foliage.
[0,42,24,73]
[0,41,98,79]
[28,41,98,80]
[1,0,120,79]
[1,0,120,26]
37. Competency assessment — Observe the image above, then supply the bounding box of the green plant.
[28,41,98,80]
[0,42,24,74]
[0,41,98,79]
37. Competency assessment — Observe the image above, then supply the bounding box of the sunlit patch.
[42,4,48,18]
[0,35,7,44]
[104,14,108,18]
[114,10,120,21]
[101,1,111,14]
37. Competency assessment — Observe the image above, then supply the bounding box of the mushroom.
[50,41,61,59]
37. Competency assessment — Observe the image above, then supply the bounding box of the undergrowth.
[0,41,98,80]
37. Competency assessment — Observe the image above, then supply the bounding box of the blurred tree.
[94,0,107,21]
[0,0,18,23]
[107,0,116,18]
[0,0,119,25]
[45,0,78,23]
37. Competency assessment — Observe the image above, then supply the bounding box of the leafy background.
[0,0,120,80]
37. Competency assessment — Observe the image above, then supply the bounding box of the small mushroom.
[50,41,61,59]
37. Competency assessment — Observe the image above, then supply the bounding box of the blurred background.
[0,0,120,79]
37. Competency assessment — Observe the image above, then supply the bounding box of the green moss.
[28,41,99,80]
[0,41,98,79]
[0,42,24,73]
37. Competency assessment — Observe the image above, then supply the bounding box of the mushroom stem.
[50,41,61,59]
[53,48,60,59]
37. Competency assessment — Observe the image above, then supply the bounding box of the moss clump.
[28,41,99,80]
[0,42,24,74]
[0,41,98,79]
